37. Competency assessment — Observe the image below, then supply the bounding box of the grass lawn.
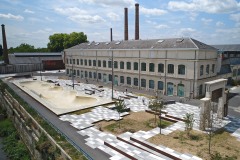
[96,111,173,135]
[148,129,240,160]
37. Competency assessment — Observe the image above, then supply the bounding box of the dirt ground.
[95,111,172,135]
[148,129,240,160]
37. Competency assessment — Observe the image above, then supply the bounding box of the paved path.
[5,80,110,160]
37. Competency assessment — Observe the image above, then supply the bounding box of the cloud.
[178,28,196,37]
[55,7,105,24]
[140,7,167,16]
[107,12,120,21]
[0,13,24,21]
[230,13,240,22]
[45,17,54,22]
[170,20,181,24]
[216,28,240,39]
[69,15,105,23]
[146,20,157,25]
[155,24,169,29]
[216,21,224,27]
[168,0,240,13]
[24,9,34,14]
[78,0,136,7]
[189,12,198,21]
[201,18,212,25]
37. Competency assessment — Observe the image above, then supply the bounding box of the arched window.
[158,81,164,90]
[127,62,131,70]
[120,61,124,69]
[98,60,101,67]
[127,77,131,85]
[141,62,146,71]
[134,62,138,70]
[200,65,204,76]
[167,82,174,96]
[120,76,124,84]
[168,64,174,74]
[134,78,138,86]
[158,63,164,73]
[206,64,209,74]
[141,79,146,87]
[177,84,184,97]
[149,63,155,72]
[178,65,185,75]
[114,61,118,68]
[103,60,106,67]
[149,80,154,89]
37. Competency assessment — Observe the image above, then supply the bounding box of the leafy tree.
[115,99,127,128]
[183,113,195,136]
[47,32,88,52]
[8,43,49,53]
[0,44,3,56]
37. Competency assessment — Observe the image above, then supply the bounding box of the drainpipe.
[138,50,140,90]
[193,50,196,98]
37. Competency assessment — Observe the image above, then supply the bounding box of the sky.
[0,0,240,48]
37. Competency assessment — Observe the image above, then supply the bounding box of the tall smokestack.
[110,28,113,41]
[135,3,139,40]
[1,24,9,64]
[124,8,128,41]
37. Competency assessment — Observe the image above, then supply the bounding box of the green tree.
[47,32,88,52]
[115,99,127,128]
[8,43,49,53]
[183,113,195,136]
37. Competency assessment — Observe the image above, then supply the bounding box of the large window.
[98,73,102,80]
[141,62,146,71]
[108,61,112,68]
[199,84,203,96]
[70,59,72,64]
[88,60,92,66]
[200,65,204,76]
[178,65,185,75]
[149,63,155,72]
[134,62,138,71]
[141,79,146,88]
[77,59,79,65]
[80,59,83,65]
[109,74,112,81]
[73,59,75,64]
[127,77,131,85]
[158,63,164,73]
[134,78,138,86]
[206,64,209,75]
[120,76,124,84]
[212,64,215,73]
[84,59,87,66]
[158,81,164,90]
[89,72,92,78]
[93,60,96,66]
[77,70,80,76]
[149,80,154,89]
[67,69,69,74]
[93,72,96,79]
[98,60,101,67]
[127,62,131,70]
[114,61,118,69]
[168,64,174,74]
[103,60,106,67]
[120,61,124,69]
[85,71,88,77]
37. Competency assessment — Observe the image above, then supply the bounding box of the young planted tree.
[115,99,127,128]
[183,113,195,136]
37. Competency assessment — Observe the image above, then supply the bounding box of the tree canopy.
[47,32,88,52]
[8,43,49,53]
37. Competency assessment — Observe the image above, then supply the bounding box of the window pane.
[212,64,215,73]
[84,59,87,65]
[73,59,75,64]
[200,65,204,76]
[134,78,138,86]
[109,74,112,81]
[120,76,124,83]
[108,61,112,68]
[89,60,92,66]
[158,63,164,73]
[141,79,146,87]
[98,73,102,79]
[134,62,138,70]
[149,63,155,72]
[127,62,131,70]
[141,63,146,71]
[206,65,209,74]
[98,60,101,67]
[77,70,80,76]
[149,80,154,89]
[93,60,96,66]
[178,65,185,75]
[85,71,88,77]
[120,61,124,69]
[127,77,131,85]
[114,61,118,69]
[103,60,106,67]
[89,72,92,78]
[80,59,83,65]
[168,64,174,74]
[77,59,79,65]
[158,81,164,90]
[93,72,96,79]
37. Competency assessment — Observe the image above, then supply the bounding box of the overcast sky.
[1,0,240,48]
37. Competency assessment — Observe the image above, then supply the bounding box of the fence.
[0,64,42,74]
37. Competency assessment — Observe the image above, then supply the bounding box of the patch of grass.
[145,118,173,129]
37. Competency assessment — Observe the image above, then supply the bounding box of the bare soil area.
[148,129,240,160]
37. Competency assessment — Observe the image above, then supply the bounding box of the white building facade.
[64,38,218,98]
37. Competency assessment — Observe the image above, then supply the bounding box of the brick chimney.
[1,24,9,64]
[124,8,128,41]
[135,3,139,40]
[110,28,113,41]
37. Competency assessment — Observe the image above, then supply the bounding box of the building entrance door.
[167,83,174,96]
[114,76,118,86]
[103,74,107,83]
[177,84,184,97]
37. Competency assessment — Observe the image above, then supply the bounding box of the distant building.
[64,38,219,98]
[213,44,240,84]
[0,52,64,74]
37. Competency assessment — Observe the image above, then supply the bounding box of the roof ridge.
[189,38,199,49]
